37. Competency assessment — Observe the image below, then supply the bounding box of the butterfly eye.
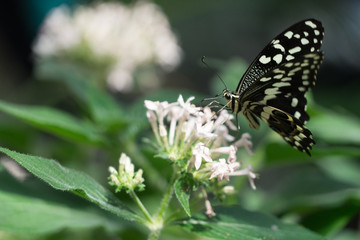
[225,93,231,100]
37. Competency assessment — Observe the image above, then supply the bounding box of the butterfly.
[219,19,324,156]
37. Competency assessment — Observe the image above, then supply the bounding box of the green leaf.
[35,57,126,129]
[301,201,360,236]
[308,106,360,145]
[242,163,360,214]
[209,57,248,96]
[180,206,325,240]
[174,178,191,217]
[0,190,122,235]
[0,147,144,223]
[264,142,360,164]
[0,100,106,145]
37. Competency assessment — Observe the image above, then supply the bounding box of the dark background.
[0,0,359,114]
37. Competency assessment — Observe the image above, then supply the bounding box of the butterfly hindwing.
[248,104,315,155]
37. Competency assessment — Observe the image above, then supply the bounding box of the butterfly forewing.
[236,19,324,95]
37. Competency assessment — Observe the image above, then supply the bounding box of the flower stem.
[129,190,153,224]
[146,166,179,240]
[155,167,178,222]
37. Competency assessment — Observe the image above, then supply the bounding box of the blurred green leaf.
[209,57,248,96]
[35,57,126,130]
[0,100,106,146]
[263,142,360,164]
[308,105,360,145]
[330,230,359,240]
[174,178,191,217]
[0,147,144,223]
[317,157,360,187]
[242,164,360,214]
[301,201,360,236]
[180,205,325,240]
[0,189,121,235]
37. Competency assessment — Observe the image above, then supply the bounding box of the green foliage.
[174,178,191,217]
[0,147,143,223]
[180,206,325,240]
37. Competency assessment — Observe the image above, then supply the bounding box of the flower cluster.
[33,2,182,92]
[145,95,256,189]
[108,153,145,193]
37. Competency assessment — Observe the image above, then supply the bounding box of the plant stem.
[129,190,153,224]
[155,166,178,222]
[146,167,178,239]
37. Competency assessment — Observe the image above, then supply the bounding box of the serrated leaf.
[0,147,144,223]
[0,100,106,145]
[180,206,325,240]
[174,178,191,217]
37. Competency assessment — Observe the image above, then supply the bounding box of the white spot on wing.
[291,98,298,107]
[298,86,306,92]
[281,77,292,81]
[294,111,301,119]
[260,76,272,82]
[273,74,283,79]
[302,74,309,80]
[273,82,290,87]
[273,43,285,52]
[305,20,317,29]
[301,38,309,45]
[273,54,283,64]
[286,55,295,61]
[259,55,271,64]
[284,31,293,39]
[289,46,301,54]
[265,87,280,96]
[314,30,320,36]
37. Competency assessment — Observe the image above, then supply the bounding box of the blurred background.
[1,0,359,112]
[0,0,359,239]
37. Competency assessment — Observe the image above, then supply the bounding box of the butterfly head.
[222,89,232,101]
[222,89,241,113]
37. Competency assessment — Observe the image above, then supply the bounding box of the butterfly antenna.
[201,56,228,89]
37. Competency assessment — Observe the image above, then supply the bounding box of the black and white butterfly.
[218,19,324,156]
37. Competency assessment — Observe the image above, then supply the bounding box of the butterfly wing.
[245,103,315,155]
[239,52,323,155]
[242,52,324,122]
[236,19,324,95]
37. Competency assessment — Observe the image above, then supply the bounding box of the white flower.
[33,2,182,92]
[192,143,213,170]
[145,95,256,189]
[209,158,240,181]
[234,133,253,155]
[108,153,145,192]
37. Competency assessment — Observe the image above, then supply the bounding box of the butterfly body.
[222,19,324,156]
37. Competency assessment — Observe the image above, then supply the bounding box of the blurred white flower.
[108,153,145,192]
[33,1,182,92]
